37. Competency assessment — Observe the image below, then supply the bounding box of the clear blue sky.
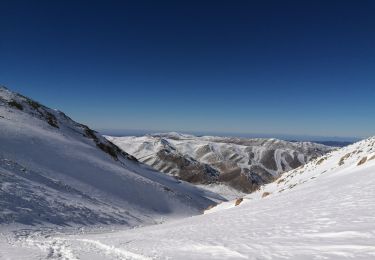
[1,0,374,139]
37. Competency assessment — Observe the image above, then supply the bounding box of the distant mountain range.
[102,129,359,144]
[107,132,333,193]
[310,140,354,147]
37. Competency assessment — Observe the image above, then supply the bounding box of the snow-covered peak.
[151,132,197,140]
[0,87,219,226]
[108,133,333,196]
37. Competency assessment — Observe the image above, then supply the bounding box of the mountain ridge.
[3,135,372,259]
[107,132,333,194]
[0,86,219,226]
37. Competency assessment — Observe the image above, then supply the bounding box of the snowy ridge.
[3,137,373,259]
[207,136,375,212]
[0,86,220,226]
[107,133,332,194]
[241,136,375,202]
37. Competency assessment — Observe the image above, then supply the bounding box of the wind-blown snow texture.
[0,86,220,226]
[2,136,374,259]
[107,133,332,193]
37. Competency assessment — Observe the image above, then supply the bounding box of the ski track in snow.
[75,239,151,260]
[7,229,152,260]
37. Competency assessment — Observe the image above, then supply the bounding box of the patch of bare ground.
[357,157,367,166]
[235,198,243,206]
[262,192,271,198]
[316,157,326,165]
[339,153,351,166]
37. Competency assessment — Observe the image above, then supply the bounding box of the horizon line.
[98,128,362,142]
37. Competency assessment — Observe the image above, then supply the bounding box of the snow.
[1,86,374,259]
[0,86,220,227]
[2,127,375,259]
[106,135,331,174]
[195,183,246,201]
[106,133,332,196]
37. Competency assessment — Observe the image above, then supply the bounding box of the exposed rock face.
[107,132,334,193]
[152,139,219,184]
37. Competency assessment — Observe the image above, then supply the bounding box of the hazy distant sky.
[1,0,374,138]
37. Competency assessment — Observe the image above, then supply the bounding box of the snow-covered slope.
[207,136,375,213]
[0,86,220,226]
[3,136,374,259]
[107,133,332,193]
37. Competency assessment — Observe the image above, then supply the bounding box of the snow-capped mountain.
[207,135,375,214]
[107,132,333,193]
[0,86,220,226]
[3,136,373,259]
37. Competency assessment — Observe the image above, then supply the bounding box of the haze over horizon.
[1,0,374,138]
[99,128,360,142]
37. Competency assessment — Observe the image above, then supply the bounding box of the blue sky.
[1,0,374,139]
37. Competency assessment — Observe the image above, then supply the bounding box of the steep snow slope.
[107,133,332,193]
[3,137,374,259]
[0,86,220,226]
